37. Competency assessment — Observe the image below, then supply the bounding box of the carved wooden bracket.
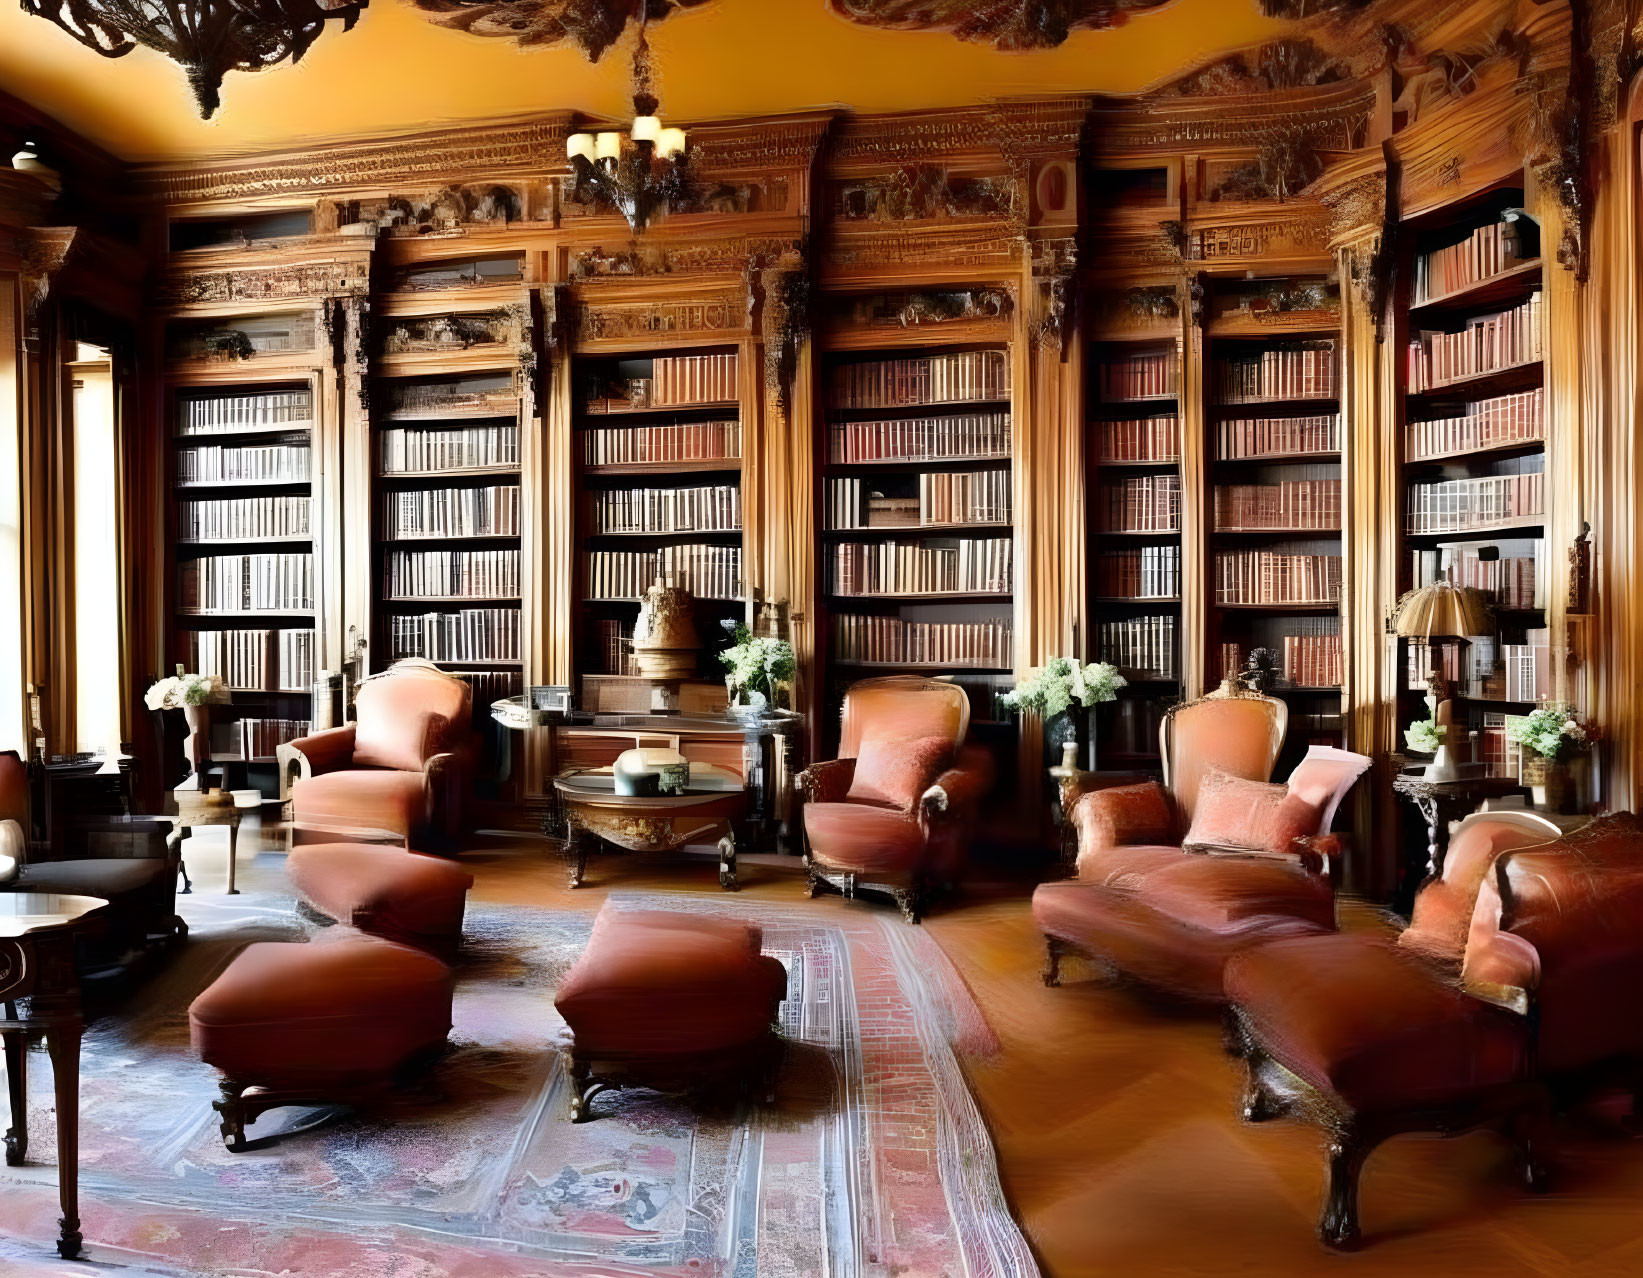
[754,245,810,412]
[18,227,78,338]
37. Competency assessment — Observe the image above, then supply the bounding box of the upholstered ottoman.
[287,843,474,954]
[554,904,788,1121]
[189,929,455,1150]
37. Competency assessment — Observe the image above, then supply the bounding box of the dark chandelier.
[20,0,370,119]
[564,21,693,234]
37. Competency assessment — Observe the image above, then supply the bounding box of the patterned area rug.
[0,888,1038,1277]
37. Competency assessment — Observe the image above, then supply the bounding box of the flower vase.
[1521,754,1572,813]
[183,704,212,783]
[1044,707,1100,772]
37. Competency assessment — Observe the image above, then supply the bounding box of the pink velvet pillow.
[1183,766,1322,857]
[847,734,953,810]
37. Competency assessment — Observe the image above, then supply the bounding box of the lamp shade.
[1392,580,1491,640]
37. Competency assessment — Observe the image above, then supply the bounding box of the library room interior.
[6,0,1643,1274]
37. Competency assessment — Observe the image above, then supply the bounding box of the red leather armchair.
[1225,809,1643,1249]
[1032,683,1370,1000]
[279,660,475,851]
[796,676,993,923]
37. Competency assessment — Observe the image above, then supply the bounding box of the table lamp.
[1392,580,1491,782]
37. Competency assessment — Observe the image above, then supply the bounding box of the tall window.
[0,280,22,756]
[71,344,121,755]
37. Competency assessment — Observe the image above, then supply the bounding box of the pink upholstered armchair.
[1032,682,1371,1000]
[796,676,993,923]
[279,660,476,851]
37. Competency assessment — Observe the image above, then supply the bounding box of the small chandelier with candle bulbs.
[565,22,693,234]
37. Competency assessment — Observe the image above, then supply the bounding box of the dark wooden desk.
[0,891,109,1259]
[1391,758,1528,888]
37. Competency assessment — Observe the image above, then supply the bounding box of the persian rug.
[0,887,1038,1278]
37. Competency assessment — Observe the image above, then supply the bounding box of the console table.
[0,891,109,1259]
[492,701,803,853]
[1390,758,1528,898]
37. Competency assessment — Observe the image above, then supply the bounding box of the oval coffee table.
[553,764,748,890]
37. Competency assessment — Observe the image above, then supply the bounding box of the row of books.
[831,538,1013,596]
[1097,616,1177,681]
[831,350,1010,410]
[1406,630,1550,703]
[383,484,521,539]
[1217,414,1339,461]
[210,718,311,762]
[177,389,312,436]
[1095,415,1180,464]
[825,472,1010,529]
[1219,627,1342,688]
[1409,541,1544,610]
[1217,346,1337,404]
[1213,480,1341,532]
[177,439,310,485]
[832,616,1012,668]
[1096,545,1181,599]
[581,354,742,412]
[178,496,310,543]
[1414,218,1528,305]
[1214,551,1343,605]
[386,608,521,664]
[1406,294,1543,392]
[828,413,1011,465]
[1405,388,1543,461]
[385,548,521,600]
[184,628,314,692]
[1406,472,1544,534]
[590,484,742,535]
[1104,475,1181,533]
[1096,351,1176,403]
[180,553,314,614]
[452,669,524,717]
[584,546,745,601]
[379,425,518,474]
[582,421,741,467]
[594,619,635,674]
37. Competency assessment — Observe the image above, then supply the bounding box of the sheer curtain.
[0,280,22,756]
[71,345,121,755]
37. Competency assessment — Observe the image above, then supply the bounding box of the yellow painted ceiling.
[0,0,1285,163]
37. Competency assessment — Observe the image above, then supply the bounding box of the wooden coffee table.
[0,890,109,1259]
[553,764,748,890]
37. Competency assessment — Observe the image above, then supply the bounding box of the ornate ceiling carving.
[824,1,1176,49]
[411,0,712,58]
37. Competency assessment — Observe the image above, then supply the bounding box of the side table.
[165,787,242,895]
[0,890,109,1259]
[553,764,749,889]
[1390,758,1528,894]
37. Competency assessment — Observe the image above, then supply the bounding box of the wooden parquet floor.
[197,825,1643,1278]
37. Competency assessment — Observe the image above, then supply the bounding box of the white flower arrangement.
[1001,658,1127,719]
[1506,701,1595,763]
[1403,692,1446,755]
[144,666,228,712]
[719,624,796,708]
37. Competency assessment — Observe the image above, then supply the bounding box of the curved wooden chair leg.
[1042,936,1065,987]
[1319,1125,1371,1251]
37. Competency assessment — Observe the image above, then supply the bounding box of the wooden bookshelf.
[1202,276,1347,771]
[1087,334,1184,768]
[572,344,747,706]
[166,361,321,772]
[369,290,529,719]
[815,336,1015,753]
[1395,180,1549,773]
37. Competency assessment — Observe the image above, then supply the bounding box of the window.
[0,280,22,756]
[71,343,121,755]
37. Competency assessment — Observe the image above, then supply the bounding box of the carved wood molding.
[160,257,373,307]
[137,116,576,205]
[1092,81,1377,155]
[822,221,1026,277]
[571,286,752,345]
[19,226,78,330]
[823,0,1175,49]
[411,0,712,59]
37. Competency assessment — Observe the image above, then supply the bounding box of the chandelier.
[20,0,370,119]
[564,22,692,234]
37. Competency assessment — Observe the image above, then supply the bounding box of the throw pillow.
[0,818,23,882]
[846,734,953,810]
[1183,765,1323,857]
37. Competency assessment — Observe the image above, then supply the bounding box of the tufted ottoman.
[286,842,474,955]
[189,929,455,1150]
[555,904,788,1121]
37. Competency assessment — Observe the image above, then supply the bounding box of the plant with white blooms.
[1404,692,1446,754]
[1506,701,1595,762]
[719,624,796,709]
[144,666,228,711]
[1001,658,1127,718]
